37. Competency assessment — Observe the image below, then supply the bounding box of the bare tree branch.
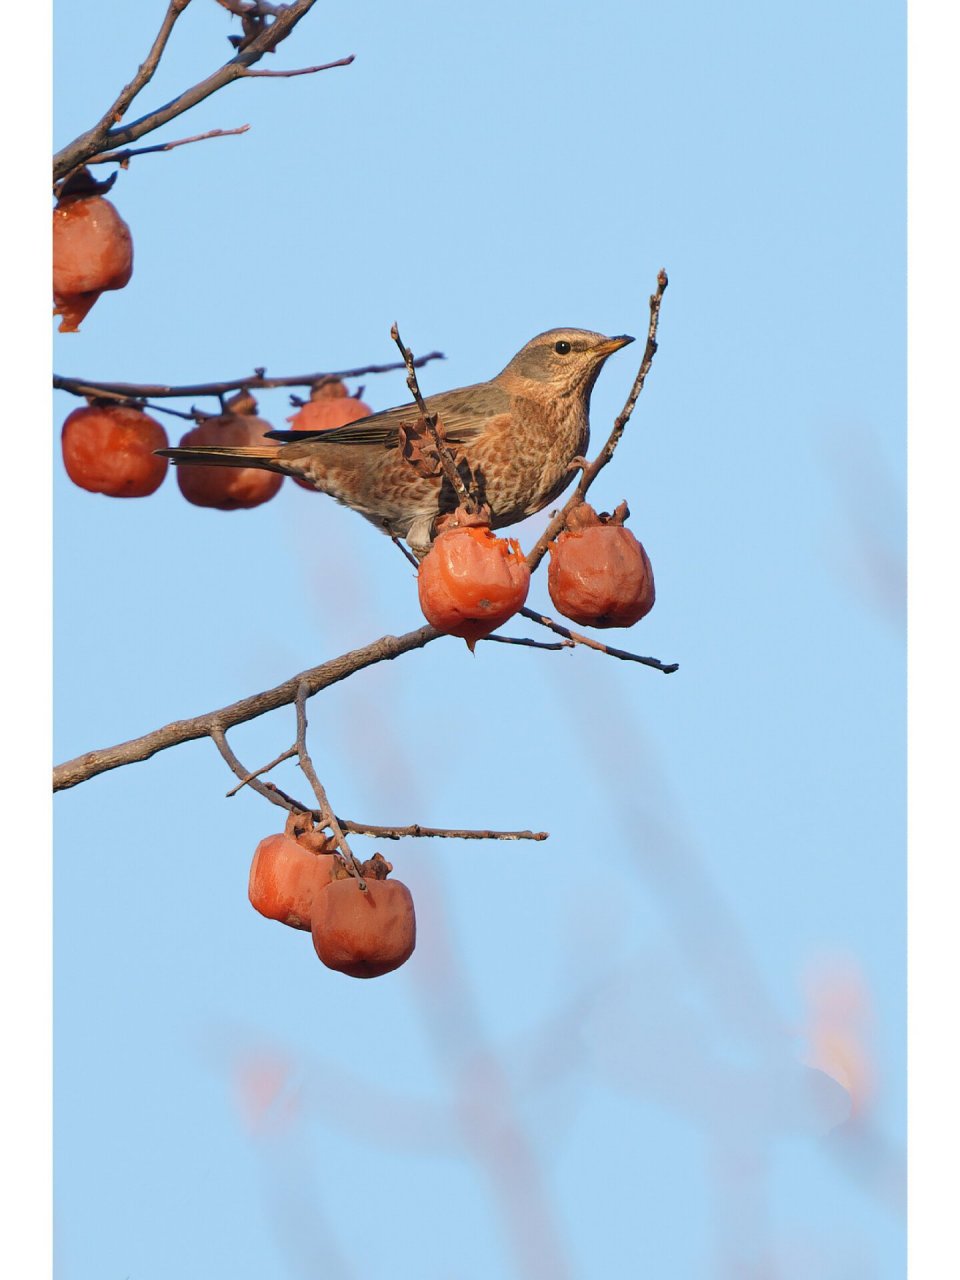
[480,634,574,652]
[52,354,444,404]
[519,607,679,673]
[336,821,549,842]
[53,0,327,182]
[239,55,355,77]
[86,125,251,168]
[54,623,441,792]
[211,726,295,811]
[293,682,363,878]
[213,691,552,839]
[223,744,297,796]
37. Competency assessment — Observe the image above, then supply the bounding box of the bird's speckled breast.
[478,391,589,528]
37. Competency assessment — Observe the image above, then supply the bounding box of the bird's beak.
[595,334,635,357]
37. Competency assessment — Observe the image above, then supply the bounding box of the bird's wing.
[266,381,508,447]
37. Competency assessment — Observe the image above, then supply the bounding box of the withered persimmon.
[286,381,372,491]
[176,392,282,510]
[311,856,416,979]
[53,193,133,333]
[248,815,337,931]
[61,403,169,497]
[547,501,655,628]
[417,522,530,650]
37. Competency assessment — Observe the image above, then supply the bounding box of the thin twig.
[480,634,574,652]
[210,727,299,812]
[215,734,548,842]
[224,745,298,796]
[240,55,354,77]
[336,821,549,842]
[86,125,250,167]
[519,607,679,674]
[391,322,475,509]
[216,1,289,17]
[526,269,669,574]
[52,354,443,403]
[294,683,364,881]
[62,390,206,421]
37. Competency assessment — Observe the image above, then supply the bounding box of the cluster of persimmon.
[248,811,416,979]
[59,381,371,504]
[416,500,655,644]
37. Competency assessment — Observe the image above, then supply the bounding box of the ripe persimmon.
[311,856,416,978]
[53,191,133,333]
[248,815,336,931]
[61,403,169,497]
[286,381,372,491]
[547,501,655,628]
[417,521,530,650]
[176,391,282,510]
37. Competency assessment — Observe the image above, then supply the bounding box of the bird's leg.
[390,534,421,568]
[388,514,434,562]
[405,515,435,560]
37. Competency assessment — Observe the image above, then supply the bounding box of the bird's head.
[498,328,634,399]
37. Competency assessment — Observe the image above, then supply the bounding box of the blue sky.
[46,2,909,1276]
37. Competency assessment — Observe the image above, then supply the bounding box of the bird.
[158,328,634,553]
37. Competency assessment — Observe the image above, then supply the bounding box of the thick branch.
[53,0,323,181]
[54,624,441,792]
[52,354,444,403]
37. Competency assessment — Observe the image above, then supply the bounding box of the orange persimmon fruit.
[176,391,282,510]
[61,403,169,497]
[311,857,416,978]
[417,523,530,650]
[286,381,373,491]
[53,193,133,333]
[248,818,336,931]
[547,501,655,628]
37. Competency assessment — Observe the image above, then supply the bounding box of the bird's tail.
[157,444,288,474]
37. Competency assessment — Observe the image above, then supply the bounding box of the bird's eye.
[554,340,571,355]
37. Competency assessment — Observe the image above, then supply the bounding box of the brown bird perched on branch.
[159,328,634,553]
